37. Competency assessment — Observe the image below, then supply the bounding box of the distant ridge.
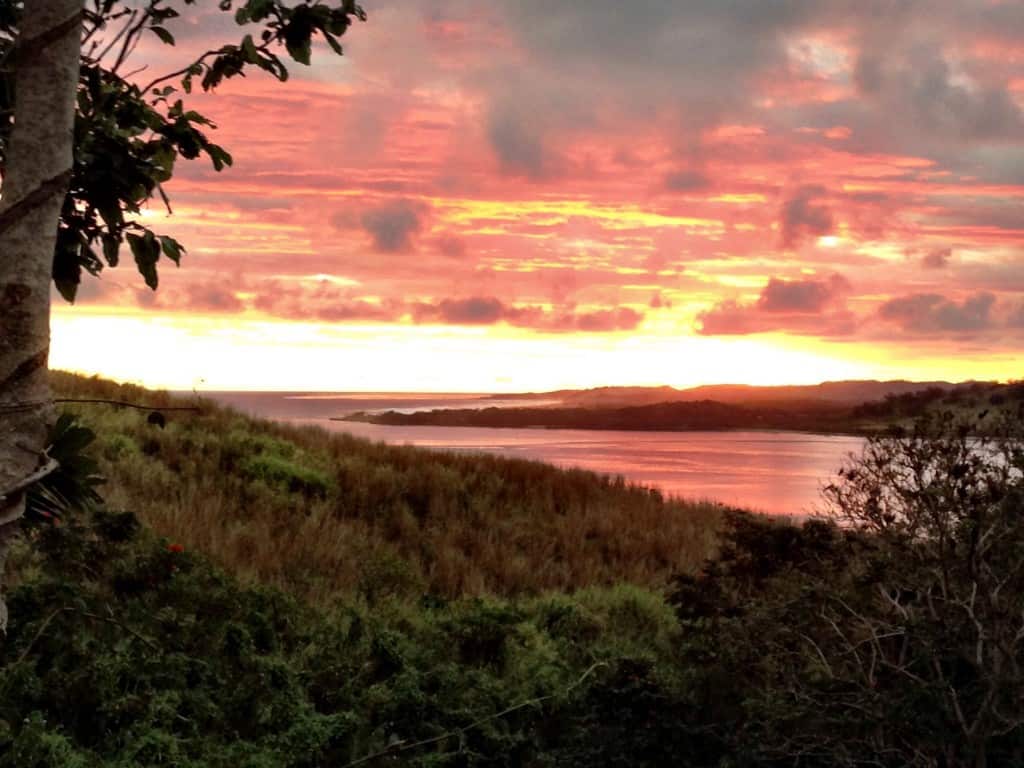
[494,379,984,408]
[357,380,1021,436]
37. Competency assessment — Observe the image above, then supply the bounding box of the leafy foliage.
[668,413,1024,767]
[0,0,365,300]
[1,506,699,767]
[24,414,104,525]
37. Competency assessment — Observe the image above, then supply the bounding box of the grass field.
[49,371,727,604]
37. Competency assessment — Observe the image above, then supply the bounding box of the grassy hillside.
[49,372,726,603]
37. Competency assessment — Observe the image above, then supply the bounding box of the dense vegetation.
[350,380,1024,436]
[2,373,1021,766]
[47,372,726,602]
[851,380,1024,422]
[2,507,699,766]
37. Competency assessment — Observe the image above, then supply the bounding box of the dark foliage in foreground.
[0,506,704,767]
[7,468,1021,766]
[4,381,1022,766]
[671,413,1024,767]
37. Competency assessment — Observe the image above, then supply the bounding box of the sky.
[51,0,1024,391]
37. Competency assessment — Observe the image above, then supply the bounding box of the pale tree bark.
[0,0,83,632]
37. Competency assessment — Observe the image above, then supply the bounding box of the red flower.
[167,543,184,553]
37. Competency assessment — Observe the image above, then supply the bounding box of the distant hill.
[347,399,858,433]
[358,380,1023,435]
[495,380,987,408]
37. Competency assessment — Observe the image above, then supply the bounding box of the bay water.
[203,392,865,516]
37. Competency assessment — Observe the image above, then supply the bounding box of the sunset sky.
[52,0,1024,391]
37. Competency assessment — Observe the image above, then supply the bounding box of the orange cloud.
[46,0,1024,388]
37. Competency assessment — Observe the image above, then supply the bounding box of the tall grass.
[50,372,727,603]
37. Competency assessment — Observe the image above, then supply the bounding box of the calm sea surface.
[203,392,866,516]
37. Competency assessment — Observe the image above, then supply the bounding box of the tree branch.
[0,457,59,506]
[53,398,200,412]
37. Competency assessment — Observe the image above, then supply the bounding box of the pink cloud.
[58,0,1024,368]
[878,292,997,335]
[697,274,855,336]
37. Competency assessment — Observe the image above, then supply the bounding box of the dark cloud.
[465,0,1024,195]
[574,307,643,332]
[1009,303,1024,329]
[758,274,849,312]
[495,0,809,123]
[697,300,766,336]
[249,282,640,332]
[486,103,550,180]
[928,203,1024,232]
[922,247,953,269]
[664,170,711,192]
[361,200,425,253]
[414,296,644,333]
[295,301,398,323]
[253,280,401,323]
[697,274,854,336]
[854,43,1024,144]
[779,185,834,249]
[134,280,245,314]
[179,283,245,313]
[698,302,857,336]
[878,292,996,334]
[433,234,467,259]
[436,297,505,325]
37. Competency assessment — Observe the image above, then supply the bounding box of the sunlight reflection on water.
[207,392,865,516]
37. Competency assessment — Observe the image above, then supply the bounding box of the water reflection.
[318,422,863,517]
[206,392,865,517]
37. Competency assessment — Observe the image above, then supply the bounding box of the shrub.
[1,506,699,767]
[240,454,333,498]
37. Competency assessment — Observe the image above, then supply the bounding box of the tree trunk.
[0,0,82,632]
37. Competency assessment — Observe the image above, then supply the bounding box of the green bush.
[1,508,701,767]
[239,454,333,498]
[99,433,139,462]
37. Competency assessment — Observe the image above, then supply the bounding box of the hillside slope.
[500,379,990,408]
[49,372,726,602]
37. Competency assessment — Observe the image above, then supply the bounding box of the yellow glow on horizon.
[49,311,1013,393]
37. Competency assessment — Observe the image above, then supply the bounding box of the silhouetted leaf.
[150,26,175,45]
